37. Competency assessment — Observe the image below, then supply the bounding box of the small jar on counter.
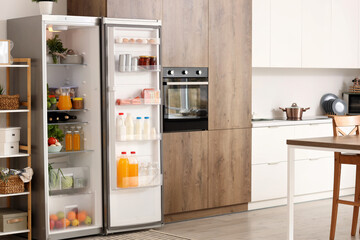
[138,56,150,66]
[72,97,84,109]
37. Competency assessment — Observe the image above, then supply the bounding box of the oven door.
[163,81,208,132]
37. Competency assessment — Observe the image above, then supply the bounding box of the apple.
[55,220,64,229]
[50,219,55,230]
[48,137,58,146]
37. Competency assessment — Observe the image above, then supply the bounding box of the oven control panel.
[163,67,208,78]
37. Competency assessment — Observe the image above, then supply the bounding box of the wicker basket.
[0,95,20,110]
[0,175,24,194]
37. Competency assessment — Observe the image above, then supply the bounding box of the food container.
[138,56,150,66]
[60,55,83,64]
[119,54,126,72]
[0,208,27,232]
[0,142,19,156]
[125,54,132,71]
[279,103,310,120]
[0,127,20,143]
[131,57,138,71]
[72,98,84,109]
[149,56,157,66]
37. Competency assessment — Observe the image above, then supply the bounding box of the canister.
[131,57,138,71]
[125,54,132,71]
[119,54,126,72]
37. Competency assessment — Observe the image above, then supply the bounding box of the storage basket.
[0,95,20,110]
[0,176,24,194]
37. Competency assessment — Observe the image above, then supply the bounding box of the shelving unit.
[48,121,88,126]
[0,58,32,240]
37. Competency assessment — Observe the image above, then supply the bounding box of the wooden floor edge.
[164,203,248,223]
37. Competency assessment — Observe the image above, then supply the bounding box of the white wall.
[252,68,360,119]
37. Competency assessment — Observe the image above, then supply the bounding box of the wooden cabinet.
[208,129,251,208]
[270,0,301,67]
[163,131,209,214]
[331,0,359,68]
[209,0,252,130]
[302,0,332,68]
[252,0,270,67]
[67,0,162,19]
[161,0,209,67]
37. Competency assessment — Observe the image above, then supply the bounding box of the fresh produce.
[71,219,79,227]
[78,211,87,223]
[67,211,76,221]
[84,216,92,225]
[47,35,67,64]
[56,211,65,220]
[50,214,58,221]
[48,137,58,146]
[48,125,64,142]
[55,219,64,229]
[65,218,70,228]
[61,176,73,189]
[50,220,55,230]
[48,163,64,190]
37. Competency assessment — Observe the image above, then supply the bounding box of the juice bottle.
[57,87,72,110]
[128,151,139,187]
[73,131,81,151]
[65,131,73,151]
[117,152,129,188]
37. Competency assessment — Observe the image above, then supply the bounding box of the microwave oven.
[343,93,360,115]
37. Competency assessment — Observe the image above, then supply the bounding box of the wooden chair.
[330,115,360,240]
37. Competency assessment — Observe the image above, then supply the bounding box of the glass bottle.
[76,126,85,150]
[65,131,73,151]
[73,131,81,151]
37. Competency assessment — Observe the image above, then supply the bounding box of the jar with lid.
[72,97,84,109]
[138,56,150,66]
[149,56,157,66]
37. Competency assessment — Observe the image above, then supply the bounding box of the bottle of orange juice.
[128,151,138,187]
[65,131,73,151]
[117,152,129,188]
[57,87,72,110]
[73,131,81,151]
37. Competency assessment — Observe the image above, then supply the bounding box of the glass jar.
[149,56,157,66]
[72,97,84,109]
[138,56,150,66]
[57,87,72,110]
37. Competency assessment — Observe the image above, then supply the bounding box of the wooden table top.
[287,135,360,151]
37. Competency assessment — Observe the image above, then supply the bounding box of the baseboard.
[248,188,355,211]
[164,203,248,223]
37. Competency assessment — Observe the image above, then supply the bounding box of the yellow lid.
[73,97,83,101]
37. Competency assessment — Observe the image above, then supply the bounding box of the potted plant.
[47,35,67,64]
[0,84,20,110]
[32,0,57,15]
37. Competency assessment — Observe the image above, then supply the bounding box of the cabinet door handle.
[267,161,281,165]
[7,218,24,224]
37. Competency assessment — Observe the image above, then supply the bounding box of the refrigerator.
[7,15,162,239]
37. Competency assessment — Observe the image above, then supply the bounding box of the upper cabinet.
[331,0,359,68]
[253,0,360,68]
[209,0,252,130]
[67,0,162,19]
[161,0,209,67]
[252,0,270,67]
[270,0,302,68]
[302,0,332,68]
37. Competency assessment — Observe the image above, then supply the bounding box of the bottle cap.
[119,113,124,115]
[144,117,150,119]
[66,131,72,134]
[131,151,136,154]
[136,117,142,119]
[121,152,127,154]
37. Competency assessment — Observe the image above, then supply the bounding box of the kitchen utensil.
[279,103,310,120]
[332,99,347,115]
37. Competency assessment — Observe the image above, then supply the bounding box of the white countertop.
[252,116,332,128]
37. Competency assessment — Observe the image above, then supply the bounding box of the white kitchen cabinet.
[252,126,294,164]
[294,123,333,160]
[252,0,270,67]
[270,0,302,67]
[302,0,332,68]
[331,0,359,68]
[252,162,287,201]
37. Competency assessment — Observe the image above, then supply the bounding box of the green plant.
[48,125,64,142]
[0,85,5,95]
[48,163,64,190]
[47,35,67,63]
[0,168,11,183]
[32,0,58,2]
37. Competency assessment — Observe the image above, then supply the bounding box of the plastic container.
[143,117,151,140]
[0,142,19,156]
[135,117,142,140]
[116,113,126,141]
[125,114,134,140]
[117,152,129,188]
[0,127,20,143]
[128,151,139,187]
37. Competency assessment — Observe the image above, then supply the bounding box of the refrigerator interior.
[45,23,102,237]
[106,24,162,228]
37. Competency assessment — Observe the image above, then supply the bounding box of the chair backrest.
[331,115,360,136]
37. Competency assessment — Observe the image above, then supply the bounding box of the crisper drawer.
[295,157,333,196]
[294,124,333,160]
[0,127,20,143]
[252,126,294,164]
[252,162,287,202]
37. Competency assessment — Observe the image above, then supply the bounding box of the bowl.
[48,145,62,153]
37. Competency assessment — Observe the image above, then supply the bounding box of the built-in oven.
[163,67,208,132]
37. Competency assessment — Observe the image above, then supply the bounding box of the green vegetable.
[61,176,73,189]
[47,102,51,109]
[50,97,57,104]
[47,35,67,64]
[48,125,64,142]
[48,163,64,190]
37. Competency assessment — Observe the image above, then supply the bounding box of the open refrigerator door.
[102,18,163,232]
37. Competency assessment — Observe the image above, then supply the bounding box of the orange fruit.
[65,218,70,228]
[50,214,58,221]
[78,211,87,223]
[67,211,76,221]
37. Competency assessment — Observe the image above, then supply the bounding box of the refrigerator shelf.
[49,187,87,196]
[115,174,162,190]
[48,150,94,156]
[49,225,101,235]
[48,121,88,126]
[47,63,87,67]
[118,65,161,73]
[116,134,162,142]
[116,98,161,106]
[115,37,160,45]
[47,109,89,113]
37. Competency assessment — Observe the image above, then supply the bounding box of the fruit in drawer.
[65,218,70,228]
[71,219,79,227]
[50,220,55,230]
[50,214,58,221]
[78,211,87,223]
[84,216,92,225]
[55,219,64,229]
[67,211,76,221]
[56,211,65,220]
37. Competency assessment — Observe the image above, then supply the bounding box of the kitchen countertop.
[252,116,332,128]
